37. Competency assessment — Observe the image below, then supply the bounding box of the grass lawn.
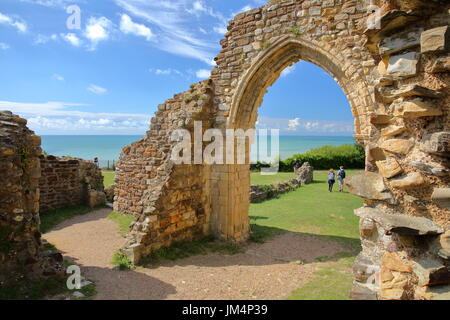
[102,170,115,188]
[250,169,363,300]
[102,168,363,299]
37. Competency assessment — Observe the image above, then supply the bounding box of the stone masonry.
[0,111,64,286]
[114,0,450,300]
[39,155,105,213]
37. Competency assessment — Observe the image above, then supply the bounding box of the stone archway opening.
[211,38,373,245]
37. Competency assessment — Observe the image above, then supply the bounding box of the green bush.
[251,144,365,172]
[281,144,365,171]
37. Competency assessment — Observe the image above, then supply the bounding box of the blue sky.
[0,0,354,136]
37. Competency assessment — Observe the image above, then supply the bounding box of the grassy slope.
[102,171,115,188]
[250,170,363,300]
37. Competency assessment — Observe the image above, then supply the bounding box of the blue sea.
[41,135,355,167]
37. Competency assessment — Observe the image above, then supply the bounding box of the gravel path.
[43,208,348,300]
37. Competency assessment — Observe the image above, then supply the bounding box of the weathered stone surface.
[430,55,450,73]
[392,98,442,119]
[420,132,450,155]
[378,28,421,55]
[382,252,412,273]
[105,184,116,202]
[381,124,406,137]
[413,258,450,287]
[376,158,403,178]
[346,172,393,201]
[440,230,450,251]
[387,52,420,78]
[379,85,443,102]
[421,26,449,53]
[411,161,449,177]
[380,139,414,155]
[370,113,392,125]
[39,155,105,212]
[250,179,300,203]
[294,162,313,185]
[0,111,64,285]
[353,253,377,282]
[426,285,450,300]
[355,207,444,236]
[431,188,450,209]
[349,282,378,300]
[390,172,426,189]
[88,190,106,208]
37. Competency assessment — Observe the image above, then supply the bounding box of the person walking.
[328,169,335,192]
[337,166,346,192]
[94,157,99,167]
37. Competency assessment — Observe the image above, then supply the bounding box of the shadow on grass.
[41,206,110,233]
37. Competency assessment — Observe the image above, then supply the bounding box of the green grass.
[107,211,134,237]
[112,250,136,270]
[287,255,355,300]
[0,274,97,300]
[40,205,96,233]
[250,172,296,185]
[142,236,242,266]
[250,170,362,247]
[102,170,115,187]
[249,170,363,300]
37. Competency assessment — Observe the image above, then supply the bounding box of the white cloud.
[0,100,150,134]
[196,69,211,79]
[61,33,81,46]
[281,65,296,77]
[150,68,182,76]
[34,33,58,45]
[87,84,108,95]
[0,12,27,33]
[0,42,10,50]
[52,74,64,81]
[19,0,84,7]
[213,26,227,35]
[115,0,219,66]
[120,14,153,41]
[256,115,354,134]
[84,17,113,50]
[287,118,300,131]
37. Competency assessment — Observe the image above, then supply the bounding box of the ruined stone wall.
[0,112,63,285]
[39,155,105,213]
[115,0,450,300]
[346,1,450,300]
[115,81,215,263]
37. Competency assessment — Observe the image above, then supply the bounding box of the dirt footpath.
[43,209,348,300]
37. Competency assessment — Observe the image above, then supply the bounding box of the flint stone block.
[345,172,393,201]
[387,52,420,78]
[421,26,449,53]
[355,207,444,236]
[431,188,450,209]
[420,132,450,155]
[378,28,421,55]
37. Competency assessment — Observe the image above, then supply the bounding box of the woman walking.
[328,169,335,192]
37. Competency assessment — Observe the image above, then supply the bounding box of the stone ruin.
[0,0,448,300]
[0,111,106,286]
[0,111,64,286]
[39,155,106,213]
[114,0,450,300]
[295,162,314,184]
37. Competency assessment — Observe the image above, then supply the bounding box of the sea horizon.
[41,135,356,167]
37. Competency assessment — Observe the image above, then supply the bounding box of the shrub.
[280,144,365,171]
[251,144,365,172]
